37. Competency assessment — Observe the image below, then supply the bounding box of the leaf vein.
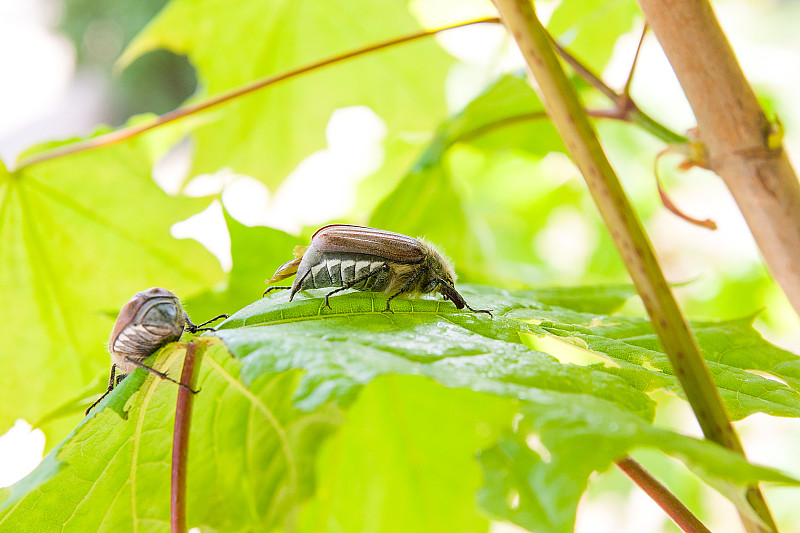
[204,356,299,498]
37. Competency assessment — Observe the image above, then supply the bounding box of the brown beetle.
[86,288,227,414]
[264,225,491,314]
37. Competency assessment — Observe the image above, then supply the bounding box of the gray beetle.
[86,287,227,414]
[264,224,491,314]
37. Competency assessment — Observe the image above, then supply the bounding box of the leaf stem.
[171,340,204,533]
[616,457,711,533]
[491,0,774,530]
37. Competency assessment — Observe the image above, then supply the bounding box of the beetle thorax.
[109,292,185,374]
[416,238,457,292]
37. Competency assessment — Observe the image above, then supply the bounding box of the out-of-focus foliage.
[119,0,454,189]
[60,0,196,123]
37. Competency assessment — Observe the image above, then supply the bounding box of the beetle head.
[415,238,456,290]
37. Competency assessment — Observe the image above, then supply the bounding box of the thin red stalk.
[623,24,648,97]
[617,457,711,533]
[551,38,686,144]
[14,17,500,171]
[171,341,203,533]
[452,111,549,146]
[13,16,688,172]
[551,39,618,101]
[654,152,717,229]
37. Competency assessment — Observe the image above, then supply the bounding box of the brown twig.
[617,457,711,533]
[14,17,501,172]
[13,15,689,177]
[171,341,203,533]
[638,0,800,325]
[654,149,717,230]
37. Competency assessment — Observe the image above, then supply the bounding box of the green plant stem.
[171,340,204,533]
[617,457,710,533]
[491,1,774,531]
[628,108,687,144]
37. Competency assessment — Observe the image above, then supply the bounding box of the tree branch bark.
[492,0,777,531]
[638,0,800,318]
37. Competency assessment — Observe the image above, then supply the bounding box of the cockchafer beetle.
[264,224,491,315]
[85,288,227,414]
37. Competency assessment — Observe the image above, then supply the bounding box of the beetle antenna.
[436,279,492,316]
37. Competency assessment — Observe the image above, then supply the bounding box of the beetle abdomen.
[113,323,180,355]
[294,252,391,294]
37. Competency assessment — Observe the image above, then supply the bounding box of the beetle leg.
[290,267,315,302]
[123,356,199,394]
[86,364,118,415]
[263,286,291,297]
[185,313,229,333]
[324,263,390,309]
[385,266,427,313]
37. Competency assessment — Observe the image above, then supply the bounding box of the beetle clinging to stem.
[85,288,227,414]
[264,225,492,315]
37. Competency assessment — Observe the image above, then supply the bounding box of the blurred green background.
[44,0,800,340]
[1,0,799,531]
